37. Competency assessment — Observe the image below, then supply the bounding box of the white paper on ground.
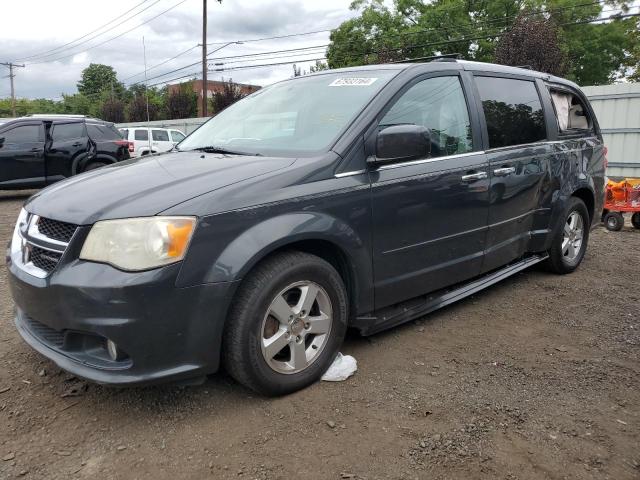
[321,352,357,382]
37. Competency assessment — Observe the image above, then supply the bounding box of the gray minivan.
[8,60,605,395]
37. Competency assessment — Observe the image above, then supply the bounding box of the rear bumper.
[8,256,239,386]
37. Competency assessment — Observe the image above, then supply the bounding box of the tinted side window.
[135,129,149,141]
[87,124,121,141]
[380,76,473,157]
[52,122,85,141]
[152,129,169,141]
[475,76,546,148]
[2,124,42,143]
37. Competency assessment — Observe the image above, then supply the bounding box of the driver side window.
[380,76,473,157]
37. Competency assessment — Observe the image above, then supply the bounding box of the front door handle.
[493,167,516,176]
[461,171,488,182]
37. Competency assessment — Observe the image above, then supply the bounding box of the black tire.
[222,251,348,396]
[631,212,640,230]
[604,211,624,232]
[546,197,590,274]
[82,161,108,172]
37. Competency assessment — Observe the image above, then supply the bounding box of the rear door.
[0,122,46,188]
[152,129,173,152]
[46,121,89,182]
[369,72,489,309]
[472,74,552,272]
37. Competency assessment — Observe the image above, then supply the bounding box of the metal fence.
[583,83,640,179]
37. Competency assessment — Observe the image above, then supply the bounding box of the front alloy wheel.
[223,251,348,396]
[561,211,584,261]
[261,281,332,374]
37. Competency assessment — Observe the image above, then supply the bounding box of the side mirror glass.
[371,124,431,165]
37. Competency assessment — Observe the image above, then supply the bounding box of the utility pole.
[1,62,25,117]
[201,0,208,117]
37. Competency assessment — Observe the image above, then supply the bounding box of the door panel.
[369,74,489,310]
[0,123,45,188]
[46,122,89,182]
[370,153,490,308]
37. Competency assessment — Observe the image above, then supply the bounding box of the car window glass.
[134,129,149,141]
[379,76,473,157]
[171,131,185,142]
[87,124,121,140]
[120,128,128,138]
[475,76,546,148]
[52,123,85,141]
[2,125,42,143]
[152,130,170,141]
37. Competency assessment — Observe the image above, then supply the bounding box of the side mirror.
[371,124,431,165]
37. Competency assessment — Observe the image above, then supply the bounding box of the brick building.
[168,79,261,117]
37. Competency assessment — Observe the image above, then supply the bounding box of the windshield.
[178,70,398,157]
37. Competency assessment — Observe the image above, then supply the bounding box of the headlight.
[80,216,196,271]
[11,208,29,256]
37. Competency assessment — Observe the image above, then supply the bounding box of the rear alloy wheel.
[223,251,348,396]
[546,197,590,274]
[604,211,624,232]
[631,212,640,230]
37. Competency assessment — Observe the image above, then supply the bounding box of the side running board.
[355,254,548,336]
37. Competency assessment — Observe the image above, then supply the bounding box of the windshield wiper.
[192,146,261,156]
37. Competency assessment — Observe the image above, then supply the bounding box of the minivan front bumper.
[8,255,239,386]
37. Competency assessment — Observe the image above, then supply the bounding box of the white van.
[118,127,186,157]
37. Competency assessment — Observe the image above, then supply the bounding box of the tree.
[210,79,247,114]
[77,64,125,99]
[166,84,198,119]
[495,13,568,76]
[127,95,159,122]
[327,0,637,85]
[100,98,126,123]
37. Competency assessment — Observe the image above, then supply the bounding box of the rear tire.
[82,161,108,172]
[604,211,624,232]
[223,251,348,396]
[631,212,640,229]
[546,197,590,274]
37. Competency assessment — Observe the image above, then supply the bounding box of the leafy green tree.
[127,94,160,122]
[327,0,637,85]
[101,98,126,123]
[210,79,247,114]
[166,82,198,119]
[77,64,125,99]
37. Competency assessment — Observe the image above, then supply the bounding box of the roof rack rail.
[515,65,533,70]
[26,114,88,118]
[390,53,461,64]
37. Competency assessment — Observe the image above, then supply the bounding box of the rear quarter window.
[475,76,546,148]
[87,124,121,141]
[134,129,149,141]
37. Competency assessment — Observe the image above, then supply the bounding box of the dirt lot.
[0,190,638,480]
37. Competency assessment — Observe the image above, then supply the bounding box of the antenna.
[142,36,152,153]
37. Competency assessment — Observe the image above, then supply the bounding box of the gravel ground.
[0,190,638,480]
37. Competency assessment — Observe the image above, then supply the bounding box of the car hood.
[25,151,296,225]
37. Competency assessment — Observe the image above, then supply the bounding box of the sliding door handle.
[461,171,488,182]
[493,167,516,176]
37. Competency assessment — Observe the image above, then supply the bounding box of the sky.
[0,0,360,100]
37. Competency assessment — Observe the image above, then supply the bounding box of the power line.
[26,0,190,65]
[0,62,25,116]
[121,44,200,82]
[206,28,332,45]
[15,0,157,62]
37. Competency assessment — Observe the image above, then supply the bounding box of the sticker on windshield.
[329,77,378,87]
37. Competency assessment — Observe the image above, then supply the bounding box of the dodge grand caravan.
[8,60,605,395]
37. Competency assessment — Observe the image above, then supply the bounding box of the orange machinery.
[602,178,640,231]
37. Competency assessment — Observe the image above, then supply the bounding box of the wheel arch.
[572,187,595,223]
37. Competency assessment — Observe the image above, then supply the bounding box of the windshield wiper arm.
[192,146,261,156]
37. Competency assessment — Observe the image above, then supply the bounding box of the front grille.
[37,217,77,243]
[22,315,65,349]
[30,246,62,273]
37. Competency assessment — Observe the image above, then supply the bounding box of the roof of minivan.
[306,59,580,90]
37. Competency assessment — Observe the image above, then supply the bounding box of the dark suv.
[7,60,605,395]
[0,115,130,189]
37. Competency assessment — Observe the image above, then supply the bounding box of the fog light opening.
[106,339,126,361]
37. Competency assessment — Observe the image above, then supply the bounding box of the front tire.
[631,212,640,229]
[546,197,590,274]
[604,211,624,232]
[223,251,348,396]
